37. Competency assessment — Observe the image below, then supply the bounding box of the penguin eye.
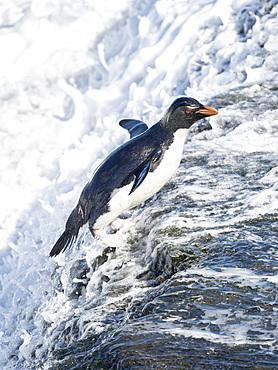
[186,110,190,114]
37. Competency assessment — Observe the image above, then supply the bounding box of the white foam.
[1,0,278,367]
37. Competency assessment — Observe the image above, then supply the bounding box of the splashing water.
[0,0,278,368]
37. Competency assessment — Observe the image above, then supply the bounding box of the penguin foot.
[110,216,139,231]
[93,229,123,248]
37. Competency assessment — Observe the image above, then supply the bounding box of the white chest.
[130,128,188,207]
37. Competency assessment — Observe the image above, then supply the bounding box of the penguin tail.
[49,229,76,257]
[50,204,85,257]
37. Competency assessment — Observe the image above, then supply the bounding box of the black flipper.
[129,148,162,194]
[50,204,85,257]
[129,158,152,195]
[119,119,148,139]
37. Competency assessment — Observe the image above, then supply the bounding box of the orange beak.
[197,105,218,116]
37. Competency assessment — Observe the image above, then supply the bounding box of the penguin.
[50,97,218,257]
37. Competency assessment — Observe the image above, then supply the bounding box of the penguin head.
[162,97,218,132]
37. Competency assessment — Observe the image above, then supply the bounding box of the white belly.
[130,128,188,207]
[93,181,134,229]
[94,128,188,229]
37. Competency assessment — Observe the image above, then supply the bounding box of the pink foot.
[93,229,123,248]
[110,216,139,231]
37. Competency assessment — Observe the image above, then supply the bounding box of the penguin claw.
[93,229,123,248]
[110,216,139,231]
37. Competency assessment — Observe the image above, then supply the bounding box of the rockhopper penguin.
[50,97,218,257]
